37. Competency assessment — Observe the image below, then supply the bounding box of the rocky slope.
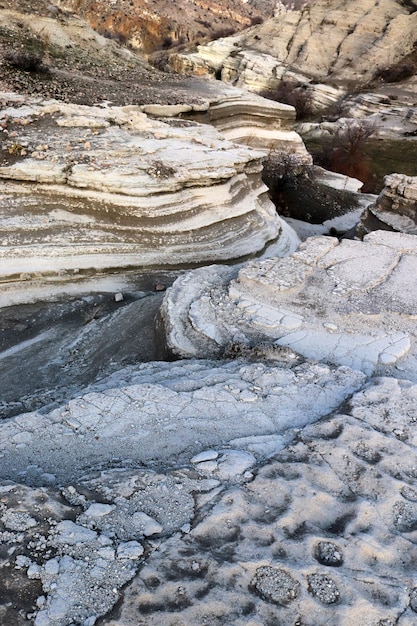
[56,0,274,54]
[171,0,417,104]
[2,2,417,626]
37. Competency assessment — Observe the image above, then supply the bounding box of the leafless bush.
[260,81,313,120]
[262,149,359,222]
[325,98,351,121]
[211,27,236,40]
[312,119,378,187]
[335,119,378,155]
[374,61,416,83]
[262,150,315,214]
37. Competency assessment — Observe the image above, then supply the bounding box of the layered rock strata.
[162,231,417,379]
[357,174,417,237]
[0,94,298,305]
[141,87,311,157]
[185,94,310,157]
[171,0,417,107]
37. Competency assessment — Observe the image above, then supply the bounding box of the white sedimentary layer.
[172,0,417,111]
[0,95,298,301]
[162,231,417,378]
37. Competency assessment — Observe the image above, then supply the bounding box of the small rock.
[114,292,124,302]
[313,541,343,566]
[132,512,163,536]
[307,573,340,604]
[117,541,144,560]
[392,501,417,532]
[400,485,417,502]
[190,450,219,463]
[84,503,115,518]
[250,566,299,605]
[155,283,166,291]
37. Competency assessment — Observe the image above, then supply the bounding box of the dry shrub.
[211,27,236,40]
[374,62,415,83]
[262,150,315,213]
[262,148,360,223]
[329,119,378,183]
[310,119,378,190]
[373,46,417,83]
[4,51,45,72]
[260,81,313,120]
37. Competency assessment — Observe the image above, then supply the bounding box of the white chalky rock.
[132,513,163,537]
[0,94,301,307]
[117,541,144,560]
[84,503,115,518]
[162,233,417,379]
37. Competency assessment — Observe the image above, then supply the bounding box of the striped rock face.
[0,95,297,306]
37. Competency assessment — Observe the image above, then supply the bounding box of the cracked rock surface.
[3,370,417,625]
[162,231,417,379]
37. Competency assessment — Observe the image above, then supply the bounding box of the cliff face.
[56,0,275,52]
[171,0,417,91]
[0,93,303,306]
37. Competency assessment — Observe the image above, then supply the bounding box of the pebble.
[307,573,340,604]
[314,541,343,566]
[250,566,299,605]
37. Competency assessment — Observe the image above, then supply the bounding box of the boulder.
[357,174,417,237]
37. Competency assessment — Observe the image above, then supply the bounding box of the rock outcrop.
[180,93,311,156]
[357,174,417,237]
[171,0,417,106]
[162,231,417,379]
[3,361,417,625]
[0,94,301,306]
[58,0,274,53]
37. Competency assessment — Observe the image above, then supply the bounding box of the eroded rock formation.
[357,173,417,237]
[0,93,300,306]
[171,0,417,106]
[162,231,417,379]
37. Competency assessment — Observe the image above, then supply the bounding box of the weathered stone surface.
[172,0,417,107]
[357,174,417,238]
[0,357,365,484]
[0,95,299,304]
[162,231,417,378]
[4,370,417,625]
